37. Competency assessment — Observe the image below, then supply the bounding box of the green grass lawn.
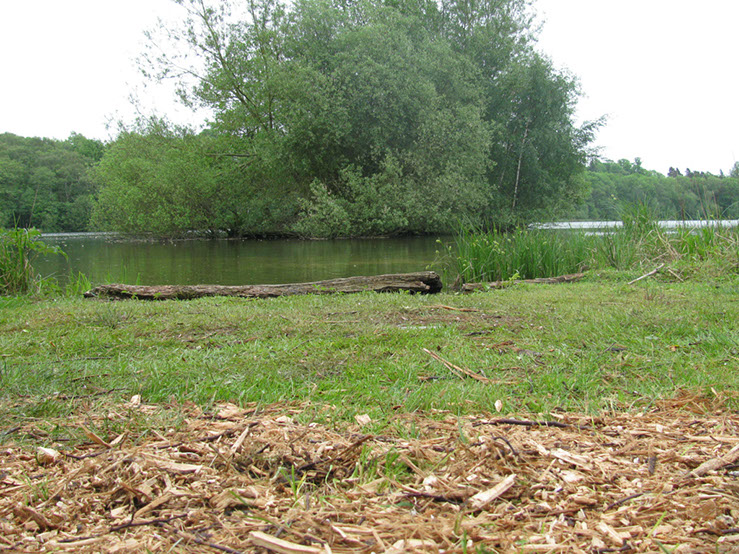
[2,269,737,443]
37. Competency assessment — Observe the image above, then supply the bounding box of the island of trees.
[2,0,738,237]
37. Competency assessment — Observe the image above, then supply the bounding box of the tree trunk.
[511,121,530,212]
[84,271,443,300]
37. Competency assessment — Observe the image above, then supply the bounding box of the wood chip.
[249,531,324,553]
[3,395,738,553]
[467,474,517,510]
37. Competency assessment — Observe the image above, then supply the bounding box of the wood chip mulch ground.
[1,391,739,553]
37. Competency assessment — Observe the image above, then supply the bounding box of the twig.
[466,473,517,511]
[170,527,244,554]
[604,492,644,511]
[403,491,466,504]
[627,263,665,285]
[298,435,371,472]
[427,304,480,312]
[474,418,591,430]
[0,426,21,438]
[423,348,492,383]
[108,513,188,533]
[56,514,189,543]
[201,428,241,442]
[688,442,739,478]
[490,435,519,457]
[249,530,323,554]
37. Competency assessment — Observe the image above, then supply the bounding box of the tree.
[485,53,599,219]
[92,119,250,236]
[99,0,598,236]
[0,133,100,231]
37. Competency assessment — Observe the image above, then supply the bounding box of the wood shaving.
[1,392,738,553]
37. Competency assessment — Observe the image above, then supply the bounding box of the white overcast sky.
[1,0,737,175]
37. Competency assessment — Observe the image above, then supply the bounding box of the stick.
[467,474,517,510]
[627,263,665,285]
[474,418,591,430]
[423,348,491,383]
[108,513,187,533]
[688,443,739,478]
[170,527,245,554]
[427,305,480,312]
[604,493,644,512]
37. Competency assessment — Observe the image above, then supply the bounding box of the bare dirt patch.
[2,392,738,553]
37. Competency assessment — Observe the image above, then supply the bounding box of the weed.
[0,226,64,295]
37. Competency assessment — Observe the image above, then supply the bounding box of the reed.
[451,209,739,283]
[450,226,591,283]
[0,227,63,295]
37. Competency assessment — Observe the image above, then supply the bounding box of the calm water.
[35,235,447,286]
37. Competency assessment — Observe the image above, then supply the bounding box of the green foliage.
[0,227,63,295]
[570,159,739,221]
[486,54,600,220]
[91,120,297,237]
[93,0,592,237]
[0,133,102,232]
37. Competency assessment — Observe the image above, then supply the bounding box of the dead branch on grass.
[627,263,665,285]
[423,347,494,383]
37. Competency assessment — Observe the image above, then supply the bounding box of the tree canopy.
[89,0,599,237]
[0,133,102,232]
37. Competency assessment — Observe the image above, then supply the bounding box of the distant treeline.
[0,132,103,231]
[570,158,739,221]
[3,130,738,234]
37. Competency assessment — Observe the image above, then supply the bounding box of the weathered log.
[461,272,584,293]
[84,271,443,300]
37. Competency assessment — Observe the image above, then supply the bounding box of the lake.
[35,235,448,286]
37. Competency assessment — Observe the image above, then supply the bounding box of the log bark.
[461,272,584,293]
[84,271,443,300]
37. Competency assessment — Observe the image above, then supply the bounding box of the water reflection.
[36,235,447,286]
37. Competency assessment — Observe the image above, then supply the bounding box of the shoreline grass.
[0,227,66,296]
[2,268,737,444]
[448,214,739,284]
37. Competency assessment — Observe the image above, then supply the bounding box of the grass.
[449,208,739,283]
[1,268,737,444]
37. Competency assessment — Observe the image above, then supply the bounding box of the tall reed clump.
[0,227,63,295]
[451,202,739,284]
[449,226,592,283]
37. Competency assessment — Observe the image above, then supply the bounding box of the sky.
[1,1,737,175]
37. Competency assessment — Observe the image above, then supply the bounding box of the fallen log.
[83,271,443,300]
[461,272,584,293]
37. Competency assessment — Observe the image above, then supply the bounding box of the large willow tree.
[93,0,599,236]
